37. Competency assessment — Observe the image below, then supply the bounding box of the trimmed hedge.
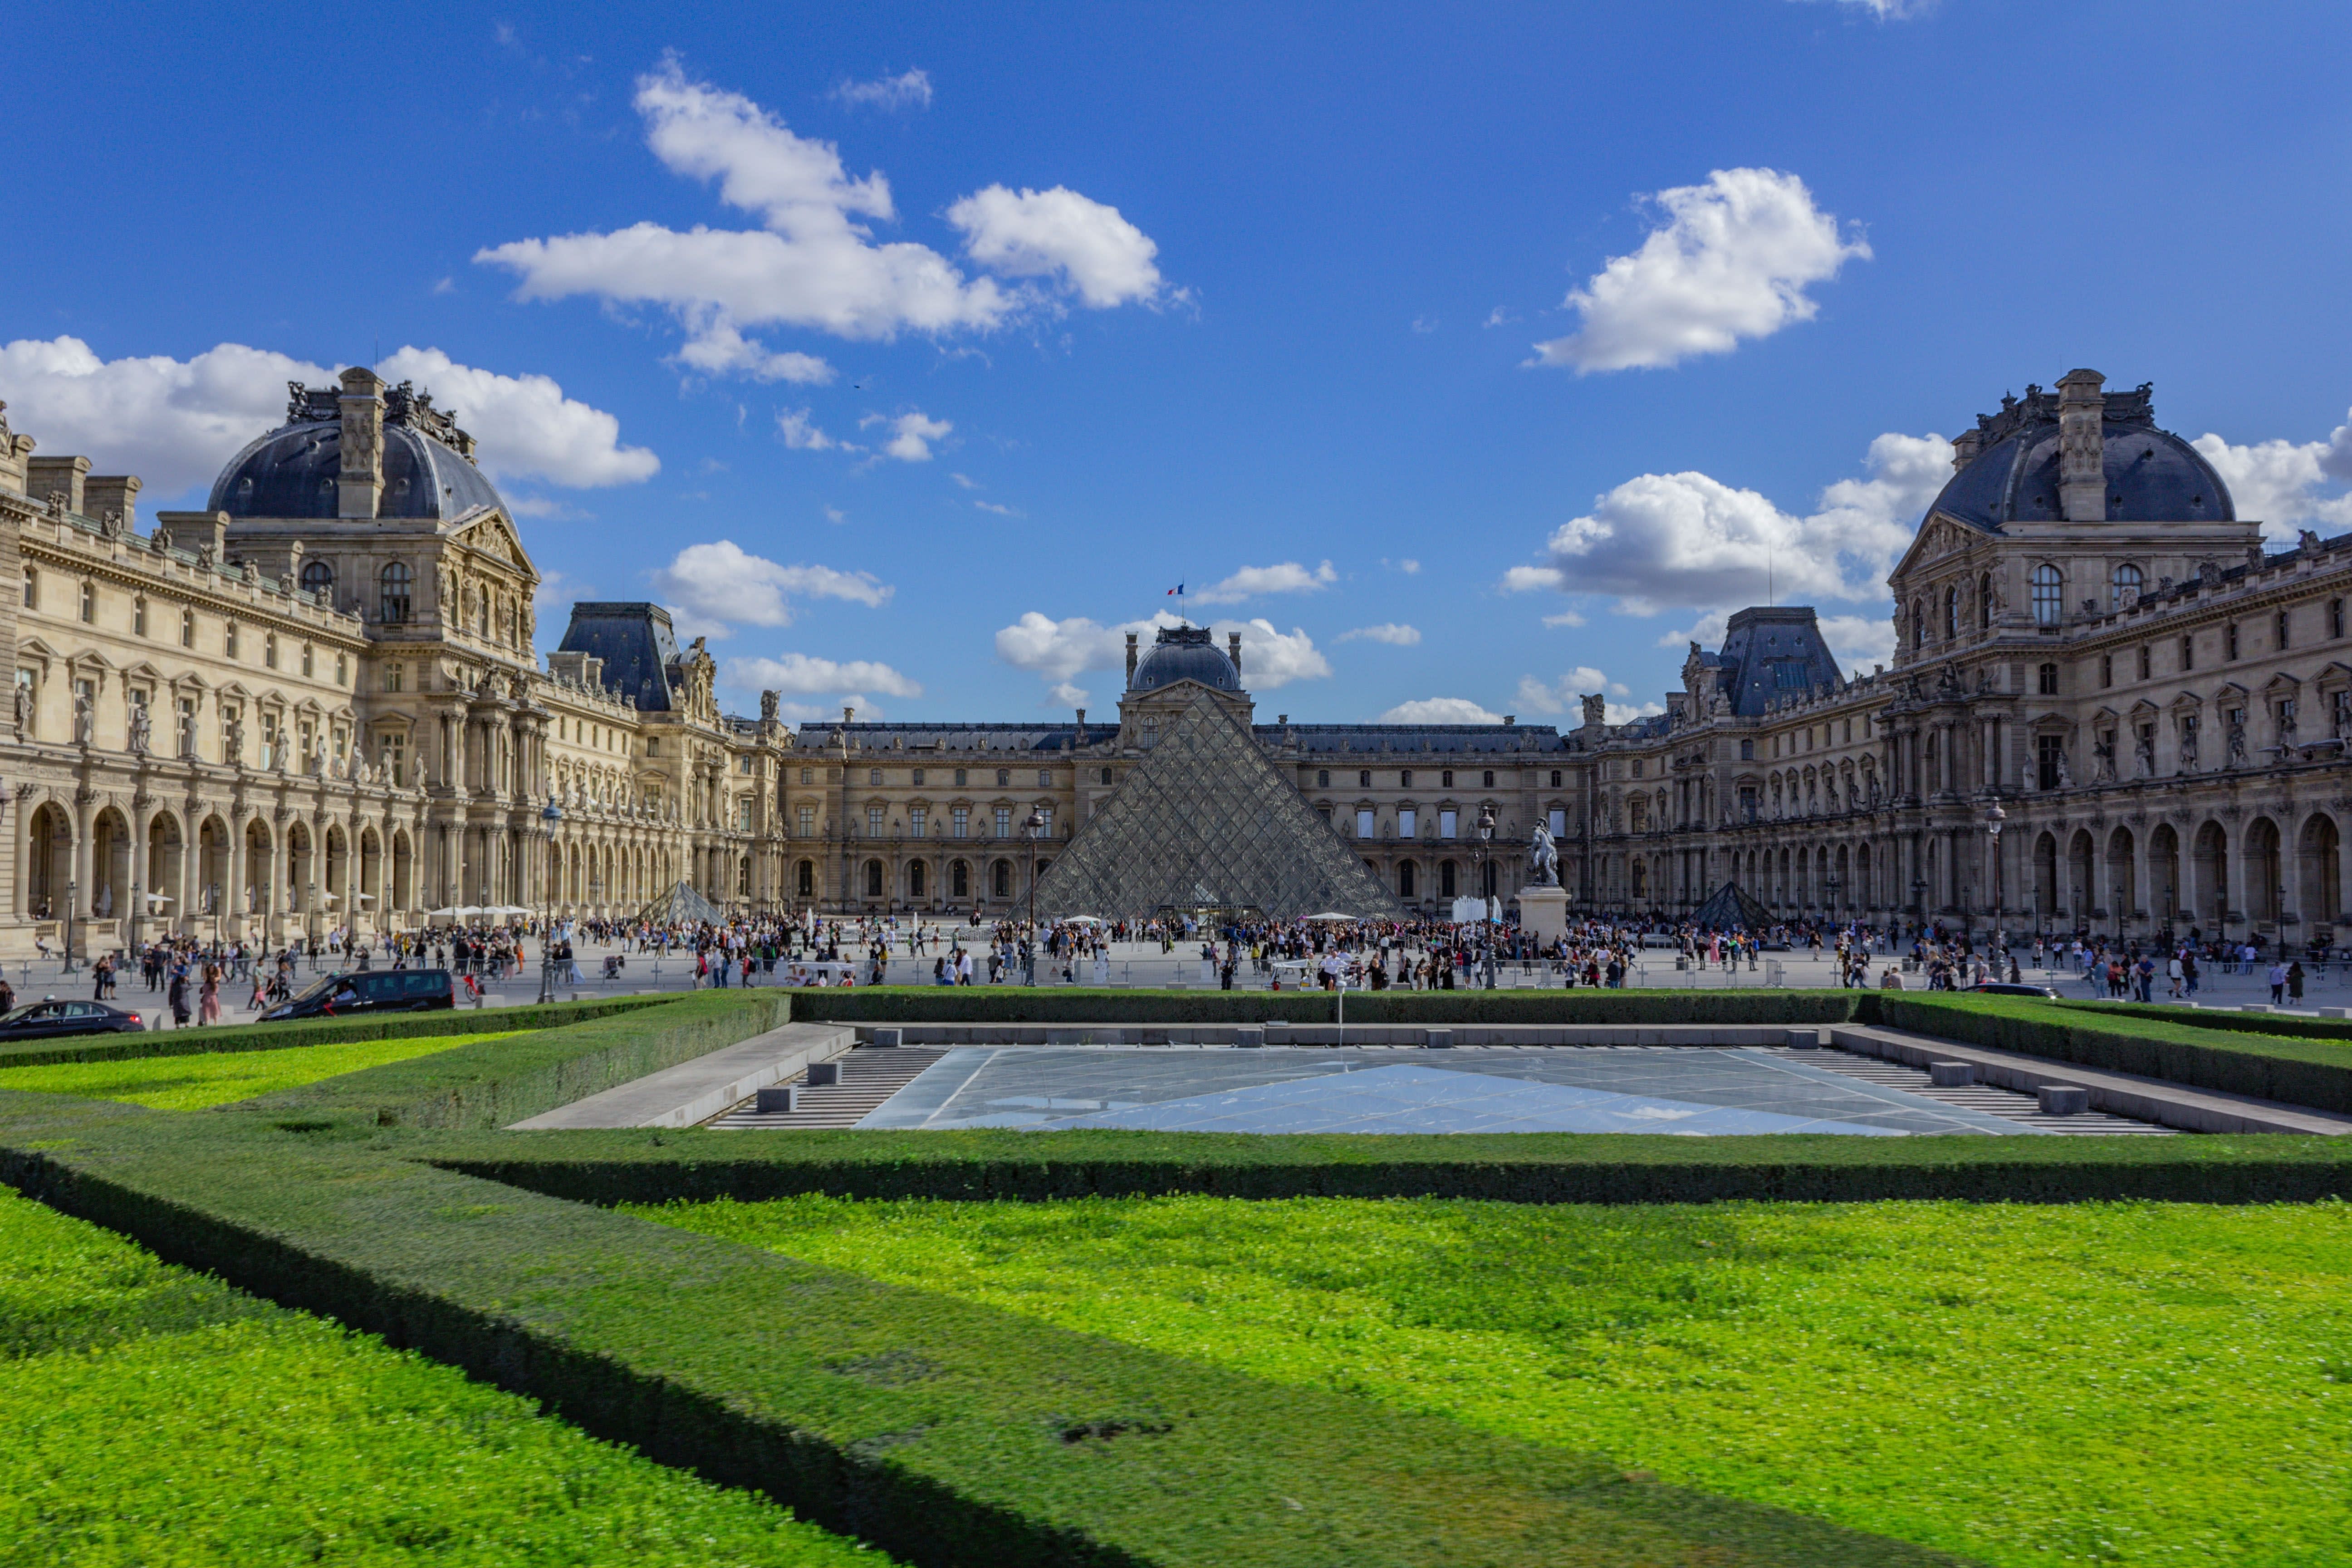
[1879,994,2352,1113]
[0,993,676,1071]
[2061,997,2352,1044]
[420,1126,2352,1208]
[0,1100,1958,1568]
[792,986,1867,1026]
[236,990,793,1130]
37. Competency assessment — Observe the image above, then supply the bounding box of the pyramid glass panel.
[634,880,725,926]
[1689,880,1774,932]
[1033,695,1404,922]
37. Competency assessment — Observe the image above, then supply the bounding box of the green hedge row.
[2060,998,2352,1043]
[1880,995,2352,1113]
[425,1126,2352,1207]
[0,1099,1950,1568]
[791,986,1867,1026]
[0,993,677,1071]
[236,990,792,1130]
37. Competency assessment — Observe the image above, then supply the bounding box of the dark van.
[262,968,455,1022]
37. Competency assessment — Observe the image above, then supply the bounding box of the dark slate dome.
[1131,626,1241,693]
[207,383,505,520]
[1928,380,2234,529]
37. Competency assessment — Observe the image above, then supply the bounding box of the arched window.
[2030,563,2063,626]
[992,859,1011,898]
[379,562,413,624]
[1978,573,1992,629]
[864,859,883,897]
[951,860,969,898]
[1398,862,1416,897]
[909,862,926,898]
[300,559,333,598]
[2112,562,2144,608]
[1943,586,1959,638]
[796,860,814,897]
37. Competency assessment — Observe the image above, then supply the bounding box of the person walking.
[198,963,222,1026]
[2288,959,2306,1005]
[2269,959,2289,1006]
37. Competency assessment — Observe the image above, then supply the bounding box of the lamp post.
[537,802,563,1004]
[306,881,319,969]
[1984,797,2007,951]
[1023,808,1045,984]
[65,877,78,971]
[1825,873,1842,930]
[1475,803,1498,989]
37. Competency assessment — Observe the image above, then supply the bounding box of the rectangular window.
[797,804,815,837]
[866,804,885,837]
[911,768,925,786]
[1548,807,1567,838]
[1358,769,1372,788]
[301,644,314,678]
[953,768,967,787]
[1550,768,1563,785]
[180,609,194,648]
[1443,769,1455,787]
[221,704,242,763]
[1399,807,1417,838]
[176,697,196,758]
[334,652,347,686]
[801,767,813,784]
[20,569,34,609]
[385,663,403,692]
[78,581,94,624]
[1356,808,1375,838]
[994,806,1012,838]
[952,805,970,838]
[2137,645,2151,681]
[2227,622,2240,660]
[1740,739,1754,760]
[2334,599,2347,640]
[1038,769,1052,788]
[259,715,278,770]
[74,677,94,735]
[2181,634,2195,672]
[868,768,882,786]
[2277,609,2291,651]
[1481,769,1495,788]
[1440,808,1459,839]
[378,731,405,781]
[133,598,147,637]
[224,622,239,659]
[1399,769,1413,788]
[739,800,754,832]
[265,633,278,670]
[909,806,926,836]
[1038,807,1054,836]
[2037,734,2063,790]
[2100,653,2112,688]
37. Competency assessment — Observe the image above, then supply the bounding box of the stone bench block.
[2037,1084,2091,1116]
[1785,1028,1821,1049]
[869,1027,903,1047]
[1929,1061,1975,1087]
[1422,1028,1454,1049]
[755,1084,802,1113]
[805,1061,841,1087]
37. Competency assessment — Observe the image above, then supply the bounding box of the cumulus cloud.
[861,408,951,461]
[652,540,890,634]
[1541,610,1586,627]
[973,499,1020,516]
[1513,666,1633,717]
[831,67,932,110]
[475,61,1163,379]
[945,184,1163,308]
[1529,168,1869,373]
[1193,559,1337,604]
[722,652,921,698]
[1047,680,1090,708]
[777,407,853,451]
[994,610,1330,692]
[1798,0,1936,16]
[0,335,657,501]
[533,569,592,621]
[1336,622,1421,646]
[1504,429,1949,615]
[2192,416,2352,547]
[375,347,659,487]
[1378,698,1504,725]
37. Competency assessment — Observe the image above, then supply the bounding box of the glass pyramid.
[634,880,725,927]
[1034,694,1404,923]
[1688,880,1773,933]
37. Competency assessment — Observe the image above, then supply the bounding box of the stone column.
[70,791,95,947]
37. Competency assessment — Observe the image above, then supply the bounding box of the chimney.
[154,510,230,562]
[1124,631,1139,686]
[1228,630,1243,679]
[337,366,387,519]
[1075,707,1086,735]
[83,474,141,532]
[2057,368,2106,522]
[1949,427,1983,473]
[26,454,90,515]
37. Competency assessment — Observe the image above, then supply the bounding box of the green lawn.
[0,1031,525,1109]
[0,1186,892,1566]
[636,1193,2352,1568]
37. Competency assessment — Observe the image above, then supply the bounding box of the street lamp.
[65,877,78,971]
[1984,798,2007,951]
[1023,808,1045,983]
[1475,803,1498,989]
[537,801,563,1004]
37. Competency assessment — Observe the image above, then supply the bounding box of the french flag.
[1167,583,1183,596]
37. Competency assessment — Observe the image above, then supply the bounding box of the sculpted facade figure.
[1526,822,1560,888]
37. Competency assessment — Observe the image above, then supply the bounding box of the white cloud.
[1047,681,1089,708]
[831,67,932,111]
[1514,666,1632,717]
[722,652,921,697]
[1194,559,1337,604]
[533,568,591,620]
[1379,698,1503,725]
[776,407,853,451]
[974,499,1020,516]
[375,347,660,487]
[993,609,1329,691]
[0,336,657,501]
[950,471,980,489]
[1336,622,1421,646]
[1800,0,1936,16]
[945,184,1163,308]
[861,408,951,461]
[476,62,1162,378]
[1529,168,1869,373]
[1504,429,1949,614]
[652,540,890,633]
[1540,610,1586,627]
[1817,612,1897,666]
[1483,308,1514,328]
[823,505,847,524]
[2192,416,2352,547]
[1411,316,1438,334]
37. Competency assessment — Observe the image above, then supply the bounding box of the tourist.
[2287,960,2306,1005]
[2269,960,2289,1006]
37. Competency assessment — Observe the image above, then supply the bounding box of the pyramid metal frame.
[1032,693,1405,923]
[1688,880,1774,933]
[634,880,726,927]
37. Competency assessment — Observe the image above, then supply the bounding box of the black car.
[1965,981,2062,999]
[261,968,455,1022]
[0,998,147,1040]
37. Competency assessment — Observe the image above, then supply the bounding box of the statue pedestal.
[1516,885,1569,945]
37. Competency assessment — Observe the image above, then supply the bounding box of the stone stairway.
[1760,1046,2176,1135]
[707,1046,950,1129]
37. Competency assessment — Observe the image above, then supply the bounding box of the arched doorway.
[2245,817,2283,926]
[2148,824,2180,926]
[2033,831,2058,921]
[2191,821,2229,928]
[2105,826,2137,924]
[25,801,70,920]
[2300,814,2342,926]
[2067,829,2096,925]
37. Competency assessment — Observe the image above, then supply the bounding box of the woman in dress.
[198,963,222,1025]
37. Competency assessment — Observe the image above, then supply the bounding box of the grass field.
[636,1193,2352,1568]
[0,1030,527,1110]
[0,1186,892,1566]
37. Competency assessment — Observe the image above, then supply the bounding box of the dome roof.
[1928,381,2233,529]
[1130,626,1241,693]
[207,387,505,521]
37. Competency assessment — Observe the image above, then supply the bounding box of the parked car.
[0,998,146,1039]
[261,968,455,1022]
[1965,981,2062,999]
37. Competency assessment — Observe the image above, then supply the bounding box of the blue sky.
[7,1,2352,726]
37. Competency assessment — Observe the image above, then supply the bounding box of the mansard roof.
[557,602,682,712]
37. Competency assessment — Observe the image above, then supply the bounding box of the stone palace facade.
[5,365,2343,956]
